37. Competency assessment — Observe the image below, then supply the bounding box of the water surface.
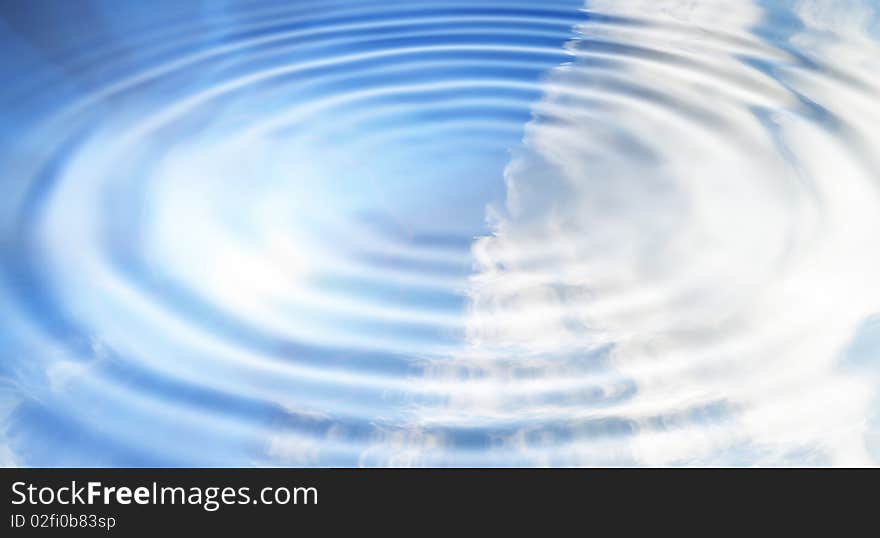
[1,0,880,466]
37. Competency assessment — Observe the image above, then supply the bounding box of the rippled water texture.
[2,0,880,466]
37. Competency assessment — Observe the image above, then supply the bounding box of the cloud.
[0,382,20,467]
[432,0,880,465]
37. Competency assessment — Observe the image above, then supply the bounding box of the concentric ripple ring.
[1,0,880,466]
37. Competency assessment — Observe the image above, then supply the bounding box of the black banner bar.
[2,468,874,534]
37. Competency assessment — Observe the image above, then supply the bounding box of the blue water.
[1,0,880,466]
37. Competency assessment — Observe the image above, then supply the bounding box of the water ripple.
[1,0,879,466]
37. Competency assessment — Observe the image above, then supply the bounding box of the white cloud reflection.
[393,0,880,466]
